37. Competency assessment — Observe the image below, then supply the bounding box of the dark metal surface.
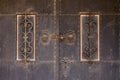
[0,0,119,80]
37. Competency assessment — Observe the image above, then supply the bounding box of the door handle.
[52,34,65,41]
[52,31,76,45]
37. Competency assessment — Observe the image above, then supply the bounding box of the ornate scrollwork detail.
[83,16,97,59]
[17,14,36,61]
[80,13,100,61]
[60,57,74,78]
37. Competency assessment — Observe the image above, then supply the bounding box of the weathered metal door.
[58,0,120,80]
[0,0,119,80]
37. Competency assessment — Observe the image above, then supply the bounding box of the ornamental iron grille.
[17,14,36,61]
[80,13,100,61]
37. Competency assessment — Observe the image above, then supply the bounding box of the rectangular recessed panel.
[80,13,100,61]
[17,14,36,61]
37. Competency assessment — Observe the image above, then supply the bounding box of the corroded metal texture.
[0,0,119,80]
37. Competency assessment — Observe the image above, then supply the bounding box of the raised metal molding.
[65,30,76,45]
[40,30,51,45]
[17,14,36,61]
[80,12,100,61]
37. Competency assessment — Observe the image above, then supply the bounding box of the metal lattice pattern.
[17,14,36,61]
[80,13,100,61]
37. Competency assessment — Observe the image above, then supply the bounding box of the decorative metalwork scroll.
[60,57,74,78]
[17,14,36,61]
[80,13,100,61]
